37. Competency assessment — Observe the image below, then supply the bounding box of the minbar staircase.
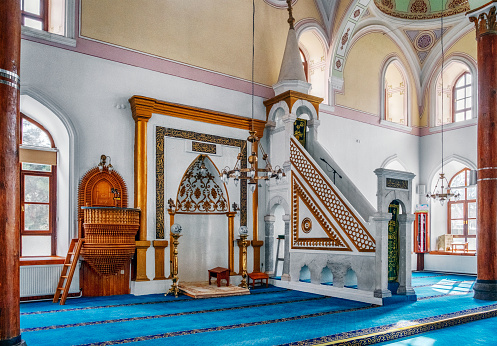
[53,238,84,305]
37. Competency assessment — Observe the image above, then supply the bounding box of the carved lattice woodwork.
[292,176,351,251]
[176,155,229,213]
[78,164,138,277]
[290,138,375,252]
[78,167,128,224]
[82,207,139,275]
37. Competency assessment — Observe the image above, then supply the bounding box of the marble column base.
[281,274,291,281]
[374,288,392,298]
[397,286,416,296]
[474,280,497,300]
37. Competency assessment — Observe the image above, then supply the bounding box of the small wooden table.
[208,267,230,287]
[452,243,469,253]
[248,272,269,288]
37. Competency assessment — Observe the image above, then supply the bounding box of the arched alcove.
[381,58,410,126]
[321,266,333,285]
[173,154,231,282]
[344,268,358,289]
[299,265,311,283]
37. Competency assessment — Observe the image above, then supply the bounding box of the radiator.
[20,263,80,297]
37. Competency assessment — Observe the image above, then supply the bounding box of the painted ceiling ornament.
[381,0,395,10]
[176,156,228,213]
[341,28,351,50]
[373,0,469,19]
[409,0,429,13]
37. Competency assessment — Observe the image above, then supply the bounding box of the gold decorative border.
[286,303,497,345]
[292,175,352,251]
[156,127,247,239]
[290,138,375,252]
[192,141,216,154]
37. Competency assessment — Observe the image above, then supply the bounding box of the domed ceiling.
[374,0,469,19]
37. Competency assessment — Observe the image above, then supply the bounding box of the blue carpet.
[19,272,489,346]
[377,315,497,346]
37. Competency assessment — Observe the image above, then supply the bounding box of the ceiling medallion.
[415,31,436,51]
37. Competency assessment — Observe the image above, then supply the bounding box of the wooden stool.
[248,272,269,288]
[208,267,230,287]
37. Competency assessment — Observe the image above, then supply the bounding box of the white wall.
[317,114,420,213]
[21,39,266,293]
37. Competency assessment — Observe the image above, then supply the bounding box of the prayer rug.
[178,281,250,298]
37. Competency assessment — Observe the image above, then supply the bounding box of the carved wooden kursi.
[81,207,140,276]
[78,165,139,296]
[78,167,129,235]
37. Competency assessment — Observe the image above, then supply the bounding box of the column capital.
[468,2,497,37]
[282,113,297,123]
[398,213,416,223]
[129,95,155,122]
[282,214,291,222]
[264,215,276,222]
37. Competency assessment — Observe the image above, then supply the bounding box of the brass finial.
[287,0,295,29]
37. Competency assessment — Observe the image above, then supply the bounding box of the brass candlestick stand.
[239,226,249,289]
[167,223,182,297]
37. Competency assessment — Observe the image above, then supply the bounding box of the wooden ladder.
[53,238,84,305]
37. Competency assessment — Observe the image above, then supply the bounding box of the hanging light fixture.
[426,4,460,206]
[97,154,113,172]
[220,0,285,192]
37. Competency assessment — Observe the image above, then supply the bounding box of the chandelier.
[220,131,285,193]
[426,4,460,206]
[220,0,285,193]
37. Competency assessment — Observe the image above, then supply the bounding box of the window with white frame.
[447,168,476,251]
[20,114,58,257]
[21,0,75,46]
[435,61,474,126]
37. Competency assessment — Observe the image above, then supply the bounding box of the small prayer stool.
[248,272,269,289]
[208,267,230,287]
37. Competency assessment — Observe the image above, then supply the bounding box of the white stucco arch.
[292,99,318,121]
[381,154,409,172]
[20,86,79,255]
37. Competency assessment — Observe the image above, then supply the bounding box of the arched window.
[447,168,476,250]
[453,72,472,123]
[384,61,408,125]
[20,114,57,257]
[300,48,309,82]
[434,61,474,126]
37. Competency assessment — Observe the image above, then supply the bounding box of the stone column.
[397,214,416,296]
[468,3,497,300]
[264,215,276,276]
[282,113,297,165]
[373,213,392,298]
[282,214,291,281]
[0,1,24,345]
[306,119,320,156]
